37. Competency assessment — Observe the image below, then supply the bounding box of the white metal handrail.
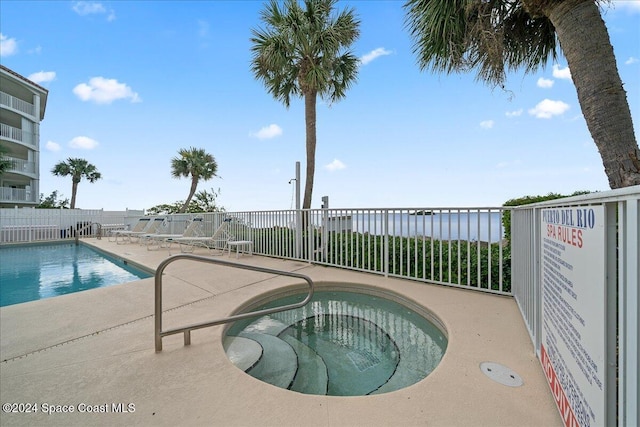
[154,253,314,352]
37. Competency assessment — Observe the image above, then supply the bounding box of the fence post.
[383,209,389,277]
[618,198,639,426]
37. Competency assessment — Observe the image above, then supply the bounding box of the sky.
[1,1,639,212]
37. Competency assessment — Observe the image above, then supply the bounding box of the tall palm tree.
[404,0,640,188]
[251,0,360,209]
[171,147,219,213]
[51,158,102,209]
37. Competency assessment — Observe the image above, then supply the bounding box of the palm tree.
[251,0,360,209]
[51,158,102,209]
[171,147,219,213]
[404,0,640,188]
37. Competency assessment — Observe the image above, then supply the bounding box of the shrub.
[502,191,591,240]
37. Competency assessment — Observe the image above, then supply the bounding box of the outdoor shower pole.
[295,161,302,259]
[296,161,301,211]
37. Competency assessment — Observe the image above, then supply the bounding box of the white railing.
[3,157,36,174]
[0,206,511,294]
[0,123,34,146]
[0,91,35,117]
[0,187,36,203]
[511,186,639,427]
[195,207,510,295]
[0,208,145,242]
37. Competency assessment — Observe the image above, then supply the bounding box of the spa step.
[242,317,290,336]
[240,332,297,389]
[370,328,447,395]
[222,336,262,372]
[281,334,328,395]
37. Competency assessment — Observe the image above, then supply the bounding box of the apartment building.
[0,65,49,207]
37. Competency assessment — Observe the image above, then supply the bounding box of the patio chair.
[168,217,232,255]
[142,217,204,250]
[110,217,152,244]
[123,217,166,244]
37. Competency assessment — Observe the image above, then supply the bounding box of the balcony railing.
[0,187,36,203]
[0,91,35,117]
[3,156,36,174]
[0,123,35,147]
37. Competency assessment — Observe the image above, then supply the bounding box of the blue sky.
[1,0,639,211]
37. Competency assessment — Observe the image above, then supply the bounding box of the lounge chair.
[168,218,232,255]
[110,217,152,244]
[142,217,204,250]
[123,217,166,244]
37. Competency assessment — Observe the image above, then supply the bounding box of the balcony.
[0,186,37,204]
[0,91,35,118]
[3,156,36,175]
[0,123,35,147]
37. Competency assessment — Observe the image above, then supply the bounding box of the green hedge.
[502,191,591,240]
[322,232,510,292]
[251,228,511,292]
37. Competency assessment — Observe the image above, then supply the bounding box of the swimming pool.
[224,287,448,396]
[0,242,152,307]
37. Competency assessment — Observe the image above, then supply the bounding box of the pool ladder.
[74,222,103,244]
[154,254,314,352]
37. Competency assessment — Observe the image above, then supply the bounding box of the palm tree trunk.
[181,177,199,213]
[70,180,79,209]
[543,0,640,188]
[303,90,318,209]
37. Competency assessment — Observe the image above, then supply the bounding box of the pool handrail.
[154,253,314,352]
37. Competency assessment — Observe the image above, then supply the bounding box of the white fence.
[511,186,639,427]
[0,208,144,242]
[0,206,510,295]
[192,207,510,295]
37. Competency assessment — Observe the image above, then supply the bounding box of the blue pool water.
[0,242,152,307]
[224,289,448,396]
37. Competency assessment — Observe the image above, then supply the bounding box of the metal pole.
[295,161,302,259]
[295,161,300,211]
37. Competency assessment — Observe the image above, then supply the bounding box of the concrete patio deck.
[0,238,562,426]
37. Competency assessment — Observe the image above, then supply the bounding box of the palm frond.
[404,0,558,87]
[250,0,360,105]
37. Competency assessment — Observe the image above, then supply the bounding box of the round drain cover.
[480,362,523,387]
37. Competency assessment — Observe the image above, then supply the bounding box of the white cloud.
[360,47,392,65]
[69,136,99,149]
[552,64,571,80]
[28,71,56,84]
[325,159,346,172]
[528,99,570,119]
[505,109,523,118]
[613,1,640,13]
[73,77,141,104]
[45,141,61,151]
[480,120,494,129]
[625,56,639,65]
[72,2,115,21]
[72,1,105,15]
[537,77,554,88]
[250,124,283,140]
[0,33,18,57]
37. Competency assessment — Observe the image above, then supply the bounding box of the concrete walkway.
[0,239,561,426]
